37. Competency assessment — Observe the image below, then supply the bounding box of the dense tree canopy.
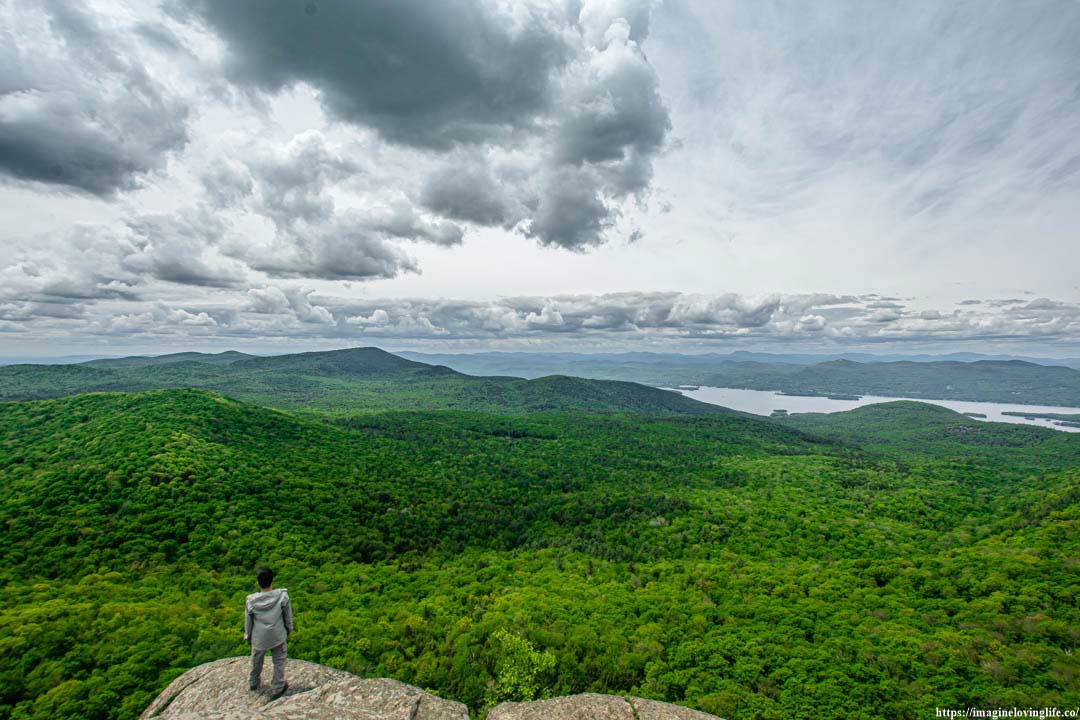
[0,348,733,416]
[0,386,1077,719]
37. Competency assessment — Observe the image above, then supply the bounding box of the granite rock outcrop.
[141,658,722,720]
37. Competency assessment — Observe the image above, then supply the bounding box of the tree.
[485,629,556,707]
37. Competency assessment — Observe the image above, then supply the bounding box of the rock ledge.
[141,658,722,720]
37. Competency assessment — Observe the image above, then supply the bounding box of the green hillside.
[402,353,1080,406]
[0,347,730,416]
[0,364,143,399]
[776,401,1080,468]
[0,391,1076,719]
[768,359,1080,405]
[0,345,734,414]
[82,351,253,369]
[8,349,1077,409]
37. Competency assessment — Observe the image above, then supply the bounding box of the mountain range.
[400,350,1080,369]
[4,347,1080,409]
[0,347,729,415]
[402,352,1080,406]
[1,345,1078,719]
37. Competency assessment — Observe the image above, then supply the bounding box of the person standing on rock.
[244,567,293,698]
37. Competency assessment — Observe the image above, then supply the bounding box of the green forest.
[6,348,1080,408]
[0,350,1078,719]
[400,352,1080,407]
[0,348,730,416]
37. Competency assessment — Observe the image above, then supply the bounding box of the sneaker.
[270,683,288,700]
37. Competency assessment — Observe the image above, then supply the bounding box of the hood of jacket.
[247,588,287,613]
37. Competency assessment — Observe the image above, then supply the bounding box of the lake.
[665,386,1080,433]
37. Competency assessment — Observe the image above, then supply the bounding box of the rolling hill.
[7,349,1077,410]
[775,400,1080,468]
[0,347,731,415]
[82,350,253,369]
[766,358,1080,405]
[400,352,1080,406]
[0,389,1076,719]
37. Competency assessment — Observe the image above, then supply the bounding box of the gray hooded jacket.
[244,588,293,651]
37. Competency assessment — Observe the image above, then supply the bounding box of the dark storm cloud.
[0,1,189,195]
[551,20,669,194]
[420,159,515,227]
[7,123,458,291]
[526,167,613,250]
[179,0,671,251]
[177,0,572,149]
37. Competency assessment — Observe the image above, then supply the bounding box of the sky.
[2,0,1079,358]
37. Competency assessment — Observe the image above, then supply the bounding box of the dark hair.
[257,567,274,590]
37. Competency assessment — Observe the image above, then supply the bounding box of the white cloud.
[0,0,189,194]
[0,0,1077,356]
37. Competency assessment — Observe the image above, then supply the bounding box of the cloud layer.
[5,277,1080,355]
[1,1,1078,355]
[177,0,671,250]
[0,0,189,195]
[3,0,671,258]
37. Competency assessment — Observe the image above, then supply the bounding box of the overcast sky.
[2,0,1079,358]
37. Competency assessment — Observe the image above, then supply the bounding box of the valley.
[1,350,1077,719]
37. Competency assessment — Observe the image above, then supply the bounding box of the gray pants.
[249,641,287,694]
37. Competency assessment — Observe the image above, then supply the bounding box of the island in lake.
[1002,410,1080,428]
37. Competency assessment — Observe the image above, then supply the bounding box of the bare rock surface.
[141,658,721,720]
[487,694,634,720]
[139,657,467,720]
[488,693,721,720]
[266,678,468,720]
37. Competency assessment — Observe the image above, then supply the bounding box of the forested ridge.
[402,352,1080,406]
[0,347,730,416]
[7,347,1080,410]
[776,401,1080,467]
[1,385,1077,719]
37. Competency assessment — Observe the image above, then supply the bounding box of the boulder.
[488,693,720,720]
[139,657,468,720]
[488,694,634,720]
[141,658,722,720]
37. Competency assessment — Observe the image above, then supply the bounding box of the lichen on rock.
[488,693,721,720]
[140,658,722,720]
[139,657,467,720]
